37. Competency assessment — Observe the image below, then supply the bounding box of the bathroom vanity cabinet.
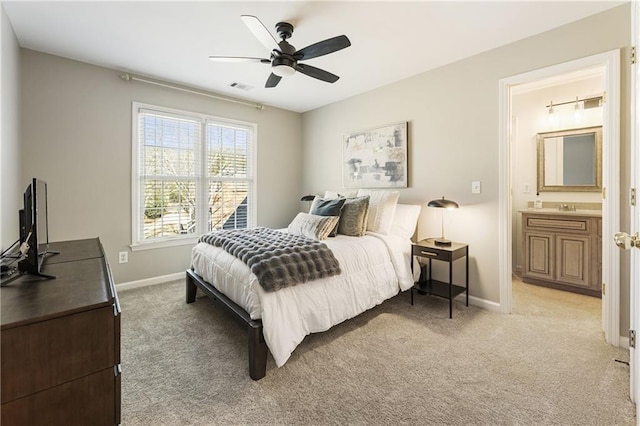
[521,209,602,297]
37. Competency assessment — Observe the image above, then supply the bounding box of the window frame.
[131,102,257,251]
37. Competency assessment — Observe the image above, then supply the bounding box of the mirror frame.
[536,125,602,192]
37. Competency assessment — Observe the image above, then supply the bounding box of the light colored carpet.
[119,278,635,425]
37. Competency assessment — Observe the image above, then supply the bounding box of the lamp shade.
[427,196,459,210]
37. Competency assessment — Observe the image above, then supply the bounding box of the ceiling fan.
[209,15,351,88]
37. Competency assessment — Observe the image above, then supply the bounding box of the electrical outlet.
[471,181,481,194]
[118,251,128,264]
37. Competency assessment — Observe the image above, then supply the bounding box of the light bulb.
[574,96,584,121]
[547,101,555,123]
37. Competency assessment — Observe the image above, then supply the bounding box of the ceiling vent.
[230,82,253,91]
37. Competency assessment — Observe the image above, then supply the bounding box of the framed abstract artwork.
[343,121,408,188]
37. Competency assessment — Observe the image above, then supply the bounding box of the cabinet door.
[524,232,554,281]
[555,235,590,288]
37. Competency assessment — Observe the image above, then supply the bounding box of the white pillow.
[357,189,400,234]
[288,213,339,240]
[389,204,421,240]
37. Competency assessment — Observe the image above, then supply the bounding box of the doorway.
[511,70,604,291]
[498,49,621,346]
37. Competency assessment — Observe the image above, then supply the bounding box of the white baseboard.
[619,336,630,350]
[454,293,502,312]
[116,271,184,292]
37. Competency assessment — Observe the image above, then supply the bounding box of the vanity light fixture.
[546,95,602,113]
[427,196,459,246]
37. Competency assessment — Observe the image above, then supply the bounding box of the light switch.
[471,181,481,194]
[524,184,531,194]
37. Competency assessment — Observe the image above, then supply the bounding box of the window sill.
[130,236,199,252]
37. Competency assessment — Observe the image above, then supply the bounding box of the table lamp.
[427,196,459,246]
[300,194,315,211]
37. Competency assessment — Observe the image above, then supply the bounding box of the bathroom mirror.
[537,126,602,192]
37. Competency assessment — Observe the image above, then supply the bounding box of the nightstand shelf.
[411,239,469,318]
[413,279,467,300]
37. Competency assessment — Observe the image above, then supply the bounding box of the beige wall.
[20,50,303,283]
[301,3,631,318]
[1,5,21,251]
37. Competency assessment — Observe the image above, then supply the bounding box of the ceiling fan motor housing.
[272,55,296,69]
[272,23,297,76]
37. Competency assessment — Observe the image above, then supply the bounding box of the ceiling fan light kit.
[210,15,351,88]
[271,57,297,77]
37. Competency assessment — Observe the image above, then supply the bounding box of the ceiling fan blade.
[265,73,282,88]
[209,56,271,64]
[295,63,339,83]
[295,35,351,61]
[241,15,280,52]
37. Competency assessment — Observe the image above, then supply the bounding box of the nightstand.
[411,239,469,318]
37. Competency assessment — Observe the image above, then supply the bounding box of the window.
[132,103,256,249]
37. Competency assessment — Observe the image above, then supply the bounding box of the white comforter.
[191,231,415,367]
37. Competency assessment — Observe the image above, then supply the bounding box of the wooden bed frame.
[185,269,268,380]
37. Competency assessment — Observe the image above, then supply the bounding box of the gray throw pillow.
[310,197,346,237]
[337,196,370,237]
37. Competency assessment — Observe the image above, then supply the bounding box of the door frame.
[498,49,621,345]
[629,0,639,409]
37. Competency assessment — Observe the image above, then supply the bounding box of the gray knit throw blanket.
[199,227,341,292]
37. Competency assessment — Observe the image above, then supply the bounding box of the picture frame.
[343,121,408,188]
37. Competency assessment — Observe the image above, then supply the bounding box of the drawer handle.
[420,251,438,256]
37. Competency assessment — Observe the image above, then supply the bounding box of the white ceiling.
[3,1,624,113]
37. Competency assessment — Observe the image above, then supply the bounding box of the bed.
[186,192,421,380]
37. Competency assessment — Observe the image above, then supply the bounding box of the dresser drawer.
[1,306,115,404]
[1,367,115,426]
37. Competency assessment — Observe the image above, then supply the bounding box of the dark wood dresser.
[1,238,121,425]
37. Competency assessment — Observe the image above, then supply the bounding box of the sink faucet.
[559,204,577,211]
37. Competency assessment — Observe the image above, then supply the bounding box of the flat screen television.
[18,178,58,279]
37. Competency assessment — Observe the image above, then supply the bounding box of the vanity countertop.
[519,208,602,217]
